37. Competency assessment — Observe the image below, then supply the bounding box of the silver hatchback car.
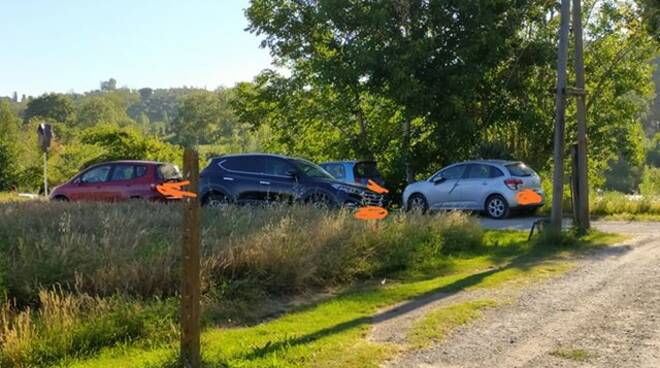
[403,160,545,218]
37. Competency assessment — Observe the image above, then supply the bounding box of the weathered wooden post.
[181,148,201,368]
[550,0,571,230]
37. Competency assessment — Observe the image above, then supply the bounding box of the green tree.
[79,124,180,165]
[246,0,549,182]
[77,96,127,127]
[172,90,236,146]
[0,101,20,190]
[23,93,76,125]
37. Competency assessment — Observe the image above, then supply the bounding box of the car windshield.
[294,159,335,179]
[506,163,535,177]
[158,164,183,180]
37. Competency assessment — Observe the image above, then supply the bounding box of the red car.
[49,160,183,202]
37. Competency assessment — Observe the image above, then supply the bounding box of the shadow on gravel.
[241,237,632,361]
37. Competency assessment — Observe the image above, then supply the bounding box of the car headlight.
[331,183,363,195]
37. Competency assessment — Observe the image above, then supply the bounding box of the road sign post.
[36,123,53,196]
[180,148,201,368]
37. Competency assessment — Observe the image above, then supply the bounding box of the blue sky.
[0,0,273,97]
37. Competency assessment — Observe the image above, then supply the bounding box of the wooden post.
[573,0,590,231]
[43,152,48,196]
[550,0,571,230]
[181,148,201,368]
[570,144,579,225]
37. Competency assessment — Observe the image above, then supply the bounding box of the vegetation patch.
[407,299,498,348]
[550,348,594,362]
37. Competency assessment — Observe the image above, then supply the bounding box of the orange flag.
[156,180,197,199]
[367,179,389,194]
[515,189,543,205]
[354,206,389,220]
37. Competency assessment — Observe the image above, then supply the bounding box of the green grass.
[550,348,594,362]
[407,299,498,348]
[61,229,621,368]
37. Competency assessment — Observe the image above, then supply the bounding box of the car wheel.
[52,195,69,202]
[485,195,509,219]
[203,192,230,208]
[407,194,428,213]
[306,191,335,210]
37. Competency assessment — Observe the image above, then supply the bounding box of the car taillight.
[504,178,523,190]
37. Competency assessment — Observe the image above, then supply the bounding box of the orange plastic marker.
[156,180,197,199]
[515,189,542,206]
[354,206,389,220]
[367,179,389,194]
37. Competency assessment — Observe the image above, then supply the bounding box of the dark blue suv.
[199,153,385,208]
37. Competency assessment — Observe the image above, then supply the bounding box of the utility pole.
[551,0,571,230]
[573,0,590,231]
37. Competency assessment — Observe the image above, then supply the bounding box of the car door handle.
[222,177,234,181]
[481,182,488,185]
[259,181,271,185]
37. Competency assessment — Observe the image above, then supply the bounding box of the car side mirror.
[432,177,446,185]
[287,170,299,179]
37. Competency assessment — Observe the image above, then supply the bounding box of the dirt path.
[380,221,660,368]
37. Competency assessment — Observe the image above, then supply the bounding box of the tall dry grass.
[0,201,482,366]
[590,191,660,217]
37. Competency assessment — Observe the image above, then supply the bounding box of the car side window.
[465,164,490,179]
[81,166,111,183]
[439,165,465,180]
[135,165,147,178]
[263,157,295,176]
[489,166,504,178]
[220,156,263,173]
[324,164,346,179]
[110,165,135,181]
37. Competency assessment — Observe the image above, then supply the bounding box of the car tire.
[485,194,510,219]
[203,192,230,208]
[407,193,429,214]
[52,195,69,202]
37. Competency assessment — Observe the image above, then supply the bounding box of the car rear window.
[506,163,534,177]
[323,164,346,179]
[158,164,183,180]
[354,161,382,179]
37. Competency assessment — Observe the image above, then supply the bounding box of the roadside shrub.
[590,191,660,217]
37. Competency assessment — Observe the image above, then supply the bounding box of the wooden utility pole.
[181,148,201,368]
[573,0,590,231]
[551,0,571,230]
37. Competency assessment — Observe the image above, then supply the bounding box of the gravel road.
[382,220,660,368]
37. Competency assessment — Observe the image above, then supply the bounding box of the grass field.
[0,200,623,367]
